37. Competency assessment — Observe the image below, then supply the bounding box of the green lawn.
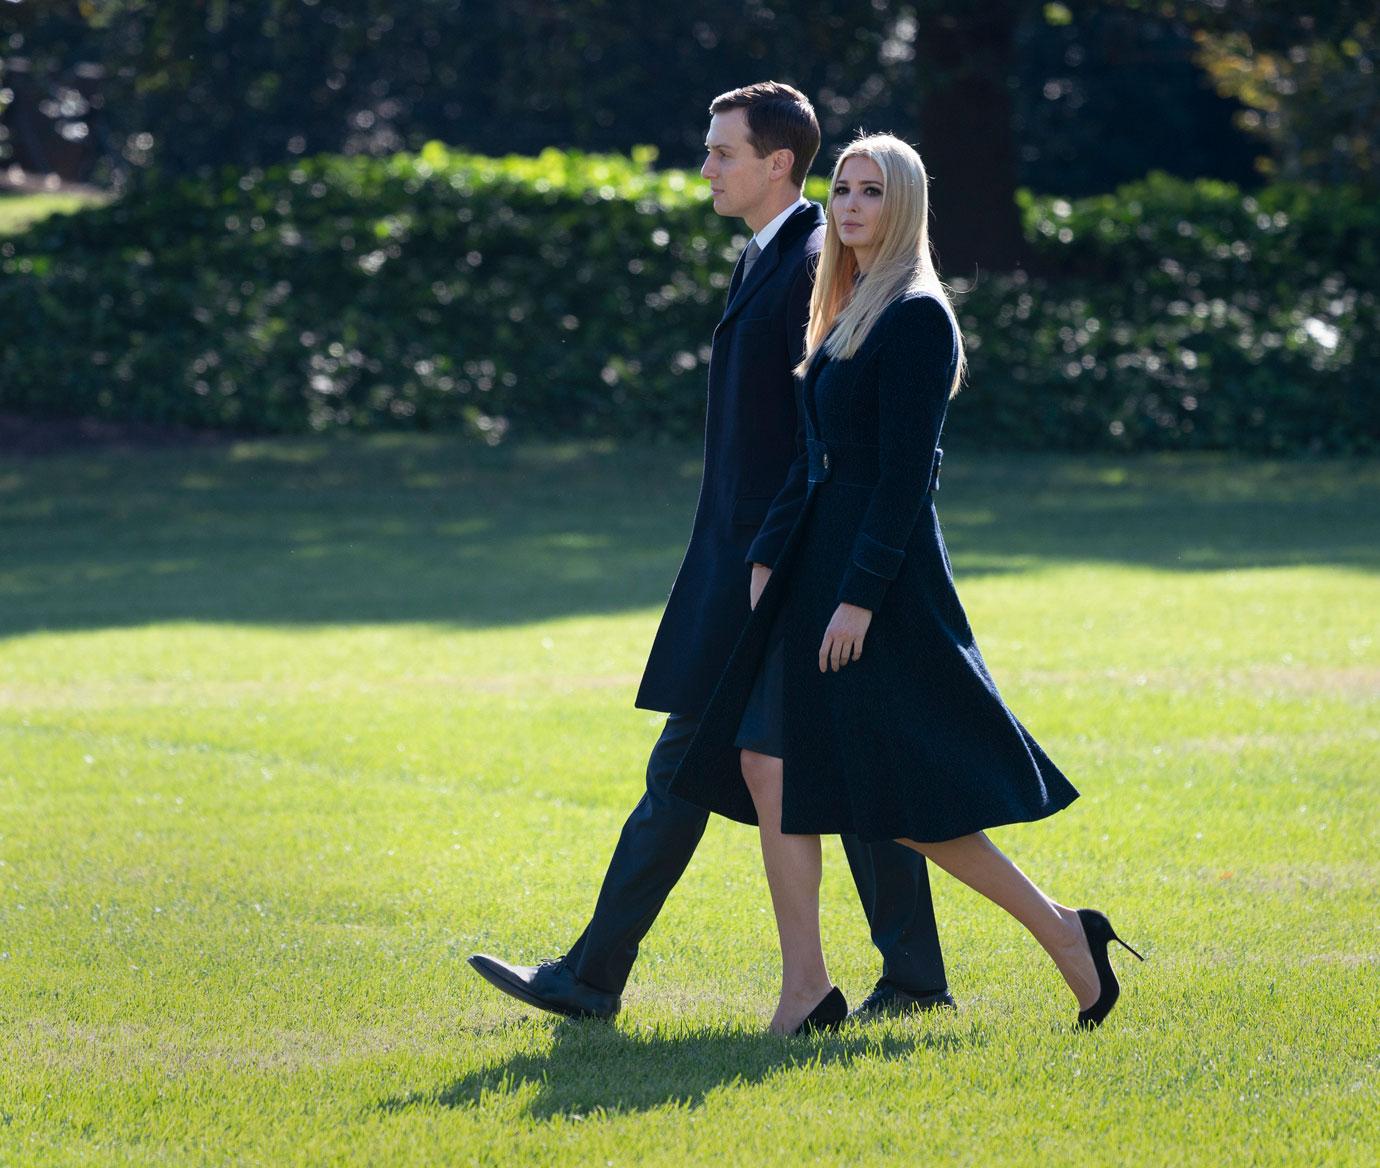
[0,189,110,236]
[1,438,1376,1166]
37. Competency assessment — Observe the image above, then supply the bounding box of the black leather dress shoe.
[468,954,620,1020]
[847,978,957,1021]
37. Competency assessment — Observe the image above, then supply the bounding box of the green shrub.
[0,145,736,442]
[1,146,1375,452]
[972,175,1380,453]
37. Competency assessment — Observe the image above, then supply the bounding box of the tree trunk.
[917,7,1031,278]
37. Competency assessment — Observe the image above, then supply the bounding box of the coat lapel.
[718,202,825,329]
[724,242,781,315]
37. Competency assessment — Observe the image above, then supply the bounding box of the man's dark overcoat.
[670,292,1081,843]
[636,202,827,718]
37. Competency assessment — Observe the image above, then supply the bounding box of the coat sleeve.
[746,256,816,568]
[835,294,957,611]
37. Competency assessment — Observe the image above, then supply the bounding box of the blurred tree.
[0,1,105,184]
[1119,3,1377,186]
[0,1,919,175]
[1013,5,1262,198]
[908,5,1029,275]
[1193,21,1378,185]
[5,1,1364,272]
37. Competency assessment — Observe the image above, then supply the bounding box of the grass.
[0,189,110,236]
[0,436,1376,1166]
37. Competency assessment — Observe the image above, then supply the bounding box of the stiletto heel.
[791,987,848,1036]
[1113,933,1145,963]
[1074,908,1144,1030]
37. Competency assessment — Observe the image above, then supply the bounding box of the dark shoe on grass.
[847,979,956,1022]
[468,953,620,1020]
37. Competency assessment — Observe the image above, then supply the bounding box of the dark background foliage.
[0,0,1294,274]
[2,2,1259,180]
[1,1,1375,453]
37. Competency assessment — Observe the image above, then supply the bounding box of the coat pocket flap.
[852,533,906,580]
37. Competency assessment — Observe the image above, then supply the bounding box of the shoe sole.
[466,956,617,1021]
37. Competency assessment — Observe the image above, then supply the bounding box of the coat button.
[822,452,830,469]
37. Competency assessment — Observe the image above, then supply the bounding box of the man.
[469,82,953,1022]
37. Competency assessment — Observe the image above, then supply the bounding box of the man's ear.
[771,148,796,182]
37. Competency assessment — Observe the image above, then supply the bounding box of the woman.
[671,134,1142,1035]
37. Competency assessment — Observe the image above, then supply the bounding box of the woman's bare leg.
[897,832,1100,1009]
[741,749,834,1033]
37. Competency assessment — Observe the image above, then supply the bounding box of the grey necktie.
[741,238,762,284]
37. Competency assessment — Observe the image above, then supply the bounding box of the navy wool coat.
[636,202,827,718]
[670,293,1080,843]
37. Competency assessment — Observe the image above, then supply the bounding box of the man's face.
[701,108,773,221]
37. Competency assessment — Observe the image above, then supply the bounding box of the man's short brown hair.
[709,81,821,188]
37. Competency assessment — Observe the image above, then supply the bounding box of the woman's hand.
[819,603,872,672]
[750,563,772,611]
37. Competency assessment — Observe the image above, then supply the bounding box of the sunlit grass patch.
[0,189,110,235]
[0,440,1376,1166]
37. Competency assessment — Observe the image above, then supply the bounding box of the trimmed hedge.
[2,144,1376,452]
[994,179,1379,453]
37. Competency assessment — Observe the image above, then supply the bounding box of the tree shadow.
[1,436,1376,637]
[377,1015,984,1120]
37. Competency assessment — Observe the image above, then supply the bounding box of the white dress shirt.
[752,195,811,253]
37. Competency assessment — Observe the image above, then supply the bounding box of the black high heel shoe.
[1074,908,1145,1030]
[791,987,848,1036]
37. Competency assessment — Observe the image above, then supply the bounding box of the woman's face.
[832,154,886,256]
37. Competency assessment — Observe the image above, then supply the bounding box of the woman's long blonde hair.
[796,133,966,398]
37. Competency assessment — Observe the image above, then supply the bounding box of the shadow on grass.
[1,435,1377,636]
[378,1016,984,1119]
